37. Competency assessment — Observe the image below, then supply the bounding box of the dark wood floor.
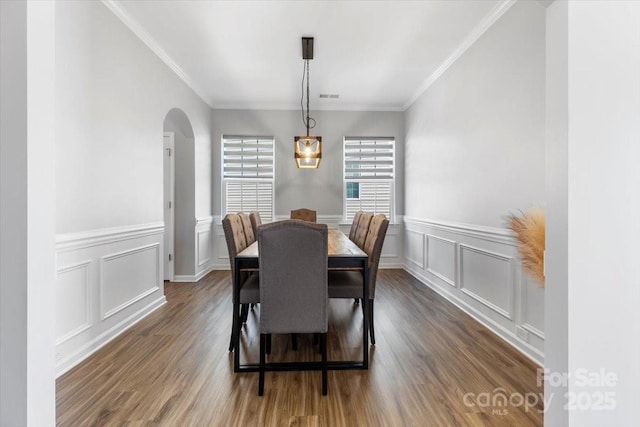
[56,269,543,426]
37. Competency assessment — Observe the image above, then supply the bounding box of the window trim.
[221,135,275,221]
[342,137,395,222]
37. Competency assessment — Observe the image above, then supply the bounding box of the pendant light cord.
[300,59,316,136]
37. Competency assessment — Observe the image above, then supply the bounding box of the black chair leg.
[291,333,298,350]
[259,334,266,396]
[241,304,249,324]
[228,334,234,352]
[266,334,272,355]
[369,300,376,345]
[321,333,328,395]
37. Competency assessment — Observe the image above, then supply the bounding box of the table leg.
[233,258,240,372]
[362,261,369,369]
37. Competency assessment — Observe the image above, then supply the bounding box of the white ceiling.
[108,0,512,111]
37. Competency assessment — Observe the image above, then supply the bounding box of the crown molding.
[101,0,213,109]
[211,103,404,112]
[402,0,517,111]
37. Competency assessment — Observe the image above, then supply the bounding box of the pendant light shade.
[294,136,322,168]
[295,37,321,169]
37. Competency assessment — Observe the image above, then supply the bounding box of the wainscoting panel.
[459,244,513,320]
[100,243,160,320]
[518,274,545,348]
[405,228,425,269]
[55,223,166,376]
[56,261,92,345]
[195,216,214,279]
[426,234,456,287]
[403,217,544,365]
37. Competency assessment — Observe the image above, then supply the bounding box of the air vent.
[319,94,340,99]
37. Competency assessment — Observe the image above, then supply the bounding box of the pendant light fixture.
[294,37,322,169]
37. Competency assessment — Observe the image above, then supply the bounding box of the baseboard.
[174,263,215,283]
[404,263,543,366]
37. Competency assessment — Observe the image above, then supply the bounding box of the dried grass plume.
[508,209,545,286]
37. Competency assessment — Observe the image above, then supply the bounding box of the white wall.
[404,0,545,228]
[403,0,546,363]
[210,109,404,217]
[54,0,214,375]
[55,0,213,234]
[564,1,640,425]
[1,1,56,425]
[544,1,569,424]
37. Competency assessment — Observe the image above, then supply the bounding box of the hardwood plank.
[57,270,543,426]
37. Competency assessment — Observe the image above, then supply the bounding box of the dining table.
[232,228,369,373]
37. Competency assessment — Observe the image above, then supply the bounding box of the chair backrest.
[348,211,363,241]
[238,212,255,244]
[249,211,262,237]
[354,212,373,249]
[290,208,317,223]
[222,214,248,284]
[258,220,328,334]
[362,214,389,299]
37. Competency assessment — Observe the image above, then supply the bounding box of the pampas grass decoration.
[508,209,545,286]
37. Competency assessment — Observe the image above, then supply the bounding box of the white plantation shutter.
[344,137,395,221]
[223,136,274,222]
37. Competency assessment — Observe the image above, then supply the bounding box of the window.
[346,182,360,199]
[343,137,395,221]
[222,135,274,222]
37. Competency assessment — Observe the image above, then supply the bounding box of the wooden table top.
[237,228,366,258]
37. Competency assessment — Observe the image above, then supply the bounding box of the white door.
[163,132,175,281]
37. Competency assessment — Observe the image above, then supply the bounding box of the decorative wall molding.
[426,234,457,288]
[55,224,165,376]
[55,261,93,346]
[56,222,164,252]
[403,216,513,245]
[99,243,161,320]
[403,0,517,110]
[405,229,425,269]
[458,243,514,320]
[196,229,212,267]
[403,216,543,365]
[195,215,214,226]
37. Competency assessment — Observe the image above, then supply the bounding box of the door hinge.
[169,201,172,208]
[166,148,172,157]
[169,254,172,261]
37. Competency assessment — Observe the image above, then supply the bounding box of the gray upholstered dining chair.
[249,211,262,237]
[290,208,317,223]
[257,220,329,396]
[348,211,363,242]
[353,212,373,249]
[328,213,389,345]
[222,213,260,352]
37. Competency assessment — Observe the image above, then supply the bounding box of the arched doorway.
[163,108,195,280]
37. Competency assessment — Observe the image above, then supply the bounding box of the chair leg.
[321,333,328,395]
[259,334,266,396]
[291,333,298,350]
[369,300,376,345]
[229,303,239,352]
[266,334,272,355]
[354,298,360,305]
[241,304,249,324]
